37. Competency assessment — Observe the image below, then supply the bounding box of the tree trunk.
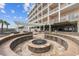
[6,25,8,31]
[1,22,3,33]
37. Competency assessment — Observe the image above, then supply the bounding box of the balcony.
[68,13,79,21]
[49,18,58,24]
[54,18,59,23]
[37,3,41,7]
[60,3,72,9]
[43,13,48,17]
[49,7,58,14]
[60,15,68,22]
[42,3,48,8]
[60,13,79,22]
[43,9,48,18]
[49,3,52,6]
[38,6,41,11]
[37,14,41,19]
[43,21,47,24]
[49,19,54,24]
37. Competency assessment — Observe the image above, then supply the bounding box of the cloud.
[13,16,23,20]
[5,15,9,18]
[14,16,17,19]
[0,3,5,9]
[24,3,30,7]
[24,3,30,12]
[22,10,26,13]
[11,10,15,13]
[17,5,20,7]
[23,3,35,15]
[1,9,6,13]
[19,16,22,19]
[27,12,29,14]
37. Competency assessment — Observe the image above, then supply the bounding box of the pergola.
[14,21,25,32]
[26,23,45,27]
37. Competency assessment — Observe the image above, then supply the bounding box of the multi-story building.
[26,3,79,32]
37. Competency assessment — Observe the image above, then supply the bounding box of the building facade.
[27,3,79,32]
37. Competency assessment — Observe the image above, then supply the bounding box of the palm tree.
[0,19,4,33]
[4,21,10,30]
[0,19,10,33]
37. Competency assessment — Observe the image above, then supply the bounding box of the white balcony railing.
[68,13,79,21]
[54,18,59,23]
[49,18,58,24]
[43,21,47,24]
[43,13,48,17]
[49,7,58,14]
[49,19,54,24]
[60,3,72,8]
[60,15,69,22]
[60,13,79,22]
[43,4,48,8]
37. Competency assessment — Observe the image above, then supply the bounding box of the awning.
[26,23,45,27]
[51,21,77,27]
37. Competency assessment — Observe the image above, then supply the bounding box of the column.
[42,4,45,31]
[29,26,31,32]
[40,3,43,31]
[43,25,45,31]
[47,3,51,32]
[58,3,61,22]
[37,3,39,31]
[77,21,79,32]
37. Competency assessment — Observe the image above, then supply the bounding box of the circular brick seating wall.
[0,32,33,45]
[52,33,79,45]
[9,33,68,55]
[0,32,33,56]
[10,35,33,50]
[45,34,68,50]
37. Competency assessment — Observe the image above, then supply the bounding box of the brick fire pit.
[28,39,51,53]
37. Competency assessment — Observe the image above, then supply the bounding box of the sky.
[0,3,34,28]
